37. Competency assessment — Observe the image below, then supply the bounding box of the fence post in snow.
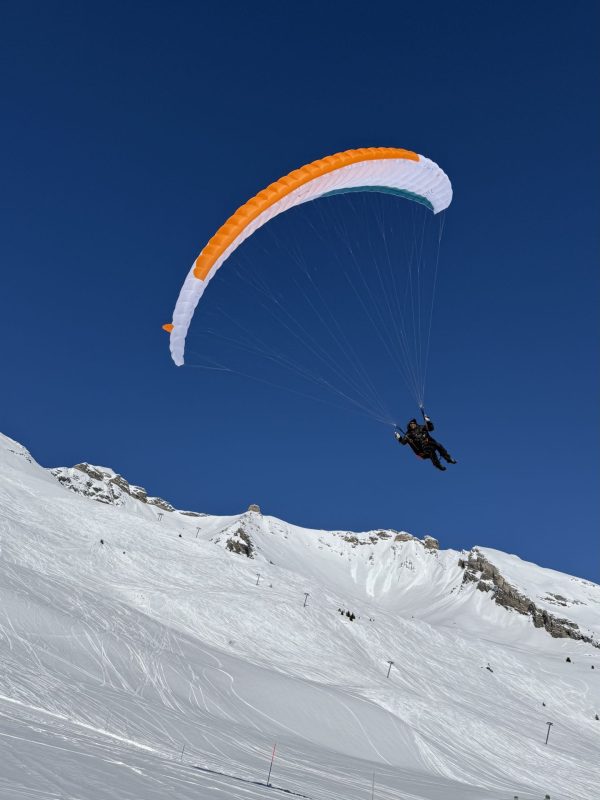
[180,743,185,763]
[157,512,163,522]
[545,721,553,745]
[266,743,277,786]
[196,527,200,538]
[303,592,310,608]
[386,660,394,678]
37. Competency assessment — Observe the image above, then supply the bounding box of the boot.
[430,455,446,471]
[437,446,456,464]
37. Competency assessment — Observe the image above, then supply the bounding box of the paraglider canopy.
[164,147,452,367]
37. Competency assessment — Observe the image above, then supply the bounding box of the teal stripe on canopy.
[318,185,434,211]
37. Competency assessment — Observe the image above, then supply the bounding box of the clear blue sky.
[2,1,598,580]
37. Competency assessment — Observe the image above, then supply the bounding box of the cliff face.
[51,462,176,511]
[460,549,597,647]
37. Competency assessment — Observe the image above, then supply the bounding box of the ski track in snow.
[0,432,598,799]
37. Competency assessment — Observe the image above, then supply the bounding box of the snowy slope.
[0,432,598,800]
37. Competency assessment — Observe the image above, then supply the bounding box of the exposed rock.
[72,463,105,482]
[225,528,255,558]
[147,496,175,512]
[109,472,147,502]
[342,532,386,546]
[51,463,174,511]
[462,549,597,647]
[248,503,261,514]
[339,530,434,549]
[179,510,207,518]
[543,593,569,607]
[6,443,33,463]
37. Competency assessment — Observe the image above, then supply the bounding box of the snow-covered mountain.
[0,431,598,800]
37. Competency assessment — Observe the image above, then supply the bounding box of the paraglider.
[164,146,457,468]
[394,410,456,471]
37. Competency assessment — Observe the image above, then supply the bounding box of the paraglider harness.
[395,407,432,460]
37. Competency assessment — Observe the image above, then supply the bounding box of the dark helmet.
[408,418,418,428]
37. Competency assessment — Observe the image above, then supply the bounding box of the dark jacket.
[398,418,435,456]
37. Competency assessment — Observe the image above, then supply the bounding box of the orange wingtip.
[162,323,174,333]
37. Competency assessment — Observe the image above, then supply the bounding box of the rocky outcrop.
[51,463,175,512]
[146,496,175,512]
[394,533,415,543]
[342,531,393,545]
[423,536,440,551]
[225,528,255,558]
[247,503,261,514]
[460,549,597,647]
[341,531,435,549]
